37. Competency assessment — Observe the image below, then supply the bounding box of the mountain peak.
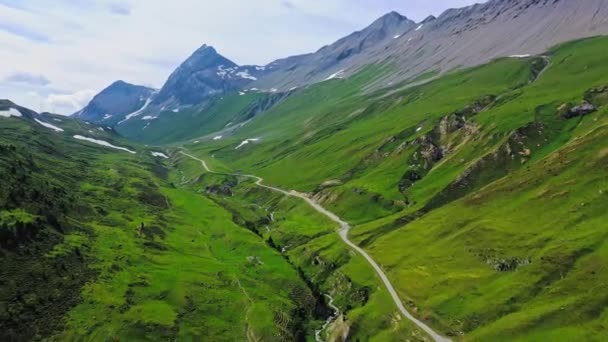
[181,43,232,69]
[108,80,138,89]
[382,11,407,20]
[421,15,437,24]
[193,44,217,55]
[369,11,411,30]
[152,43,245,106]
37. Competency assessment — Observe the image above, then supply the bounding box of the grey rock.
[565,101,597,118]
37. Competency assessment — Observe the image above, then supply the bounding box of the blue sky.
[0,0,483,114]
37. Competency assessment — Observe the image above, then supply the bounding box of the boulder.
[564,101,596,119]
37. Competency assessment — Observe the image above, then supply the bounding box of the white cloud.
[4,71,50,86]
[45,90,96,114]
[0,0,483,114]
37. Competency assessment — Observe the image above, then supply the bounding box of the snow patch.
[151,152,169,159]
[393,34,401,39]
[239,91,246,96]
[217,65,240,79]
[235,138,260,150]
[236,70,257,81]
[73,135,136,154]
[325,69,345,81]
[416,127,422,132]
[172,108,180,113]
[142,116,156,120]
[415,24,424,31]
[0,108,22,118]
[255,66,266,71]
[510,54,531,58]
[119,96,154,125]
[35,119,64,132]
[213,135,223,140]
[103,114,113,120]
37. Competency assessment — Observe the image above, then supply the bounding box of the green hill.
[2,36,607,341]
[179,36,608,340]
[0,111,332,340]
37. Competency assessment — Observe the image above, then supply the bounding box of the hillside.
[180,36,608,340]
[4,1,608,341]
[0,103,347,340]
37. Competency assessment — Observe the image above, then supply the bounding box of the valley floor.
[179,151,451,342]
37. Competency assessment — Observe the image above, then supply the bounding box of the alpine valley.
[2,0,608,341]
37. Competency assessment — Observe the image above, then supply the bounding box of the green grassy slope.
[0,113,323,340]
[181,36,608,340]
[116,91,265,145]
[357,118,608,341]
[172,152,430,341]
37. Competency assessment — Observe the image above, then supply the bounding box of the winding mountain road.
[179,151,451,342]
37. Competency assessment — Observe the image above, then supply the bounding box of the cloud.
[0,21,50,42]
[281,1,296,10]
[108,2,132,15]
[45,89,96,113]
[4,72,51,86]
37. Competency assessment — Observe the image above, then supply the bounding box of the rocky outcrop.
[204,184,233,197]
[397,96,491,194]
[425,121,546,210]
[564,101,597,119]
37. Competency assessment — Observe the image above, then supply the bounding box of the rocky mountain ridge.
[75,0,608,128]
